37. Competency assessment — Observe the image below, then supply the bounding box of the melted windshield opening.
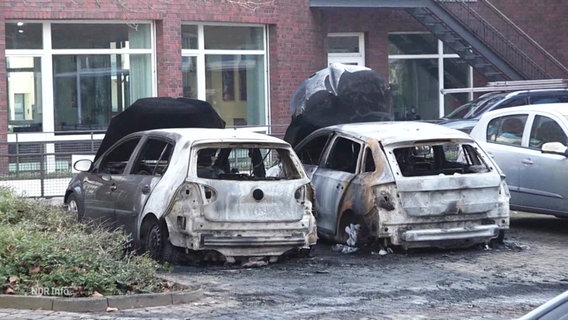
[393,143,490,177]
[196,145,302,180]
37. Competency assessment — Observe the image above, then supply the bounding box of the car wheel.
[66,193,84,222]
[144,219,179,263]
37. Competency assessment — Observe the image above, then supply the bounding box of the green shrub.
[0,187,177,297]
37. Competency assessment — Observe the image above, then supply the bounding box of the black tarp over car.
[95,97,225,160]
[284,63,392,147]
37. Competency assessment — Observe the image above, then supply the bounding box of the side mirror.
[541,142,568,156]
[73,159,93,172]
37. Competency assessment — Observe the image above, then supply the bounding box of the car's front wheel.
[66,193,84,222]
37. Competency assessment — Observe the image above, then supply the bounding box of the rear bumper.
[202,235,308,247]
[402,224,500,248]
[167,214,317,258]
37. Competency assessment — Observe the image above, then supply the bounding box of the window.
[490,96,527,111]
[99,138,141,174]
[487,115,528,146]
[182,24,267,128]
[393,143,490,177]
[388,32,473,120]
[5,21,154,134]
[363,148,376,173]
[529,116,567,149]
[6,22,42,49]
[324,137,361,173]
[132,138,174,175]
[196,145,301,180]
[6,56,42,132]
[296,134,331,165]
[327,33,365,66]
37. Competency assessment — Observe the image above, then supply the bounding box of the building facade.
[2,0,568,144]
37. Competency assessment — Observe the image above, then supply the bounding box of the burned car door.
[82,137,141,225]
[113,137,175,237]
[311,136,362,236]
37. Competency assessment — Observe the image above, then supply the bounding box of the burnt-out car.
[294,121,510,249]
[65,128,317,263]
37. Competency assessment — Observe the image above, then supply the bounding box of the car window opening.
[393,143,490,177]
[134,139,174,176]
[197,146,302,180]
[324,137,361,174]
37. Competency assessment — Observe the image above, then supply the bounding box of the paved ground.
[2,211,568,319]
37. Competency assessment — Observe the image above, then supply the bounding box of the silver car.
[470,103,568,218]
[294,121,510,249]
[65,128,317,263]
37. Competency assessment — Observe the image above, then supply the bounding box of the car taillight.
[202,185,217,203]
[499,178,510,198]
[178,182,202,204]
[295,184,307,204]
[295,183,315,207]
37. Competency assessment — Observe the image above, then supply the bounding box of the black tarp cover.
[95,97,225,160]
[284,63,392,147]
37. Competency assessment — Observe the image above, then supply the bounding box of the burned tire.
[143,219,180,263]
[337,213,369,247]
[66,193,84,222]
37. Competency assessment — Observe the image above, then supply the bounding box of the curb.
[0,287,203,312]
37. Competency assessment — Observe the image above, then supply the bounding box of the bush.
[0,188,178,297]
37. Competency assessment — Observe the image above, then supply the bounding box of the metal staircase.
[421,0,568,81]
[309,0,568,82]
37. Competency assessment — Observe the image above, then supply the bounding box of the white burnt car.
[65,128,317,263]
[294,121,510,249]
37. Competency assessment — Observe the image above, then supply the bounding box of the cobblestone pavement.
[3,211,568,319]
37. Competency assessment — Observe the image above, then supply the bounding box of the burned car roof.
[141,128,293,145]
[95,97,225,160]
[314,121,473,145]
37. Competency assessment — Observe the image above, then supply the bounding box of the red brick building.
[2,0,568,141]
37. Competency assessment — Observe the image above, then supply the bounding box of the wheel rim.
[67,199,78,216]
[147,224,163,260]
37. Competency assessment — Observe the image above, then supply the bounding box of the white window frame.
[5,20,157,143]
[181,23,270,133]
[327,32,365,66]
[388,32,473,118]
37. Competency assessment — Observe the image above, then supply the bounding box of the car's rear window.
[392,142,490,177]
[196,145,302,180]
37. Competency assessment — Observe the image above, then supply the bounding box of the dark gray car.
[440,89,568,133]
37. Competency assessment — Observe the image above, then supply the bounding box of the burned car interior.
[393,142,490,177]
[196,146,302,180]
[133,139,174,176]
[96,136,175,176]
[98,138,141,174]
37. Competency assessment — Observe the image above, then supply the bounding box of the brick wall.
[491,0,568,67]
[2,0,568,139]
[2,0,322,136]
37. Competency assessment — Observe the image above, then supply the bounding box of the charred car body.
[294,121,510,249]
[65,97,316,263]
[66,128,317,263]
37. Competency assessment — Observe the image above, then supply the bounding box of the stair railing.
[435,0,568,79]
